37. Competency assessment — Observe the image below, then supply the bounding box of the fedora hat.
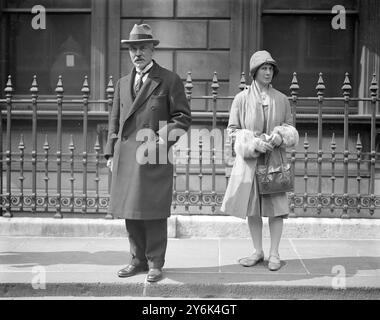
[121,24,160,46]
[249,50,279,78]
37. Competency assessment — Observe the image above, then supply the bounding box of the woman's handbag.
[256,151,294,195]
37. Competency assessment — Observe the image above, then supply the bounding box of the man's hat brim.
[121,39,160,46]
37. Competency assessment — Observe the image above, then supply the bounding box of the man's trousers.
[125,218,167,269]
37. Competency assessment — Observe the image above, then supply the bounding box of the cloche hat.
[249,50,279,78]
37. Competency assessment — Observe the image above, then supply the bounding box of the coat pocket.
[149,95,168,123]
[150,94,167,107]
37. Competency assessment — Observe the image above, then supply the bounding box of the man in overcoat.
[104,24,191,282]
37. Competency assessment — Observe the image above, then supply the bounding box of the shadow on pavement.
[1,251,379,283]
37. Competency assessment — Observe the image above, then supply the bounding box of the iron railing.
[0,72,379,218]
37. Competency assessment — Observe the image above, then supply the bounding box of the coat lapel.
[124,62,162,122]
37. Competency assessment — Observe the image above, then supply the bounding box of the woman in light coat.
[220,50,299,271]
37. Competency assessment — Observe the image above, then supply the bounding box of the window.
[261,0,358,102]
[1,0,91,96]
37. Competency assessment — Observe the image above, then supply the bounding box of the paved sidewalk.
[0,236,379,299]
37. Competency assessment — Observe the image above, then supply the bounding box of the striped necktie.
[134,70,146,97]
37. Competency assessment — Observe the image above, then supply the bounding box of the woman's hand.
[268,133,283,147]
[255,139,274,153]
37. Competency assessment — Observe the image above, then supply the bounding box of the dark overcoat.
[104,61,191,219]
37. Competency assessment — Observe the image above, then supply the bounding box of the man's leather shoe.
[118,264,148,278]
[146,268,163,282]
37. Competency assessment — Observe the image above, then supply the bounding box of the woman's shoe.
[268,255,282,271]
[238,251,264,267]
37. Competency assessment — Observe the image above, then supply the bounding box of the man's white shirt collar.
[136,61,153,75]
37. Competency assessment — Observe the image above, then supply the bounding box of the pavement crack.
[218,238,221,273]
[289,238,311,275]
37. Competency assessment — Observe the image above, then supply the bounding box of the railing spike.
[185,71,193,84]
[331,132,336,148]
[356,133,362,150]
[81,75,90,95]
[185,71,193,96]
[94,135,101,150]
[369,73,378,97]
[43,134,50,150]
[290,72,299,94]
[106,76,114,95]
[239,72,246,91]
[19,134,25,150]
[304,132,309,148]
[316,72,325,94]
[211,71,219,95]
[342,72,352,95]
[69,134,75,151]
[5,75,14,94]
[30,75,38,93]
[55,75,64,94]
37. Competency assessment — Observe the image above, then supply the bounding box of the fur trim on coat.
[273,124,299,148]
[234,129,261,159]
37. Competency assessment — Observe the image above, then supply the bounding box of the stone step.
[1,216,380,239]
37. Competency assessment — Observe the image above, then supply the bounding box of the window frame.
[0,0,108,108]
[259,2,360,114]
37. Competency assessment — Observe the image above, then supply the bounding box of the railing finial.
[55,75,64,95]
[94,135,101,151]
[30,75,38,94]
[43,134,49,150]
[316,72,325,95]
[342,72,352,96]
[211,71,219,96]
[106,76,114,95]
[239,72,246,91]
[290,72,299,97]
[19,134,25,150]
[356,133,362,151]
[5,75,14,95]
[69,134,75,151]
[81,75,90,96]
[330,132,336,149]
[185,71,193,97]
[304,132,309,148]
[369,73,378,98]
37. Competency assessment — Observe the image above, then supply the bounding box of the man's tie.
[134,71,145,97]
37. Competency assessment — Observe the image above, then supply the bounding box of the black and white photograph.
[0,0,379,306]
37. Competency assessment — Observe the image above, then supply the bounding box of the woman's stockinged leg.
[268,216,283,257]
[238,215,264,267]
[247,215,263,254]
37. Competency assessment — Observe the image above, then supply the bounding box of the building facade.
[1,0,379,218]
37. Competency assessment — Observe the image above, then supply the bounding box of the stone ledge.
[0,215,380,239]
[175,216,380,239]
[0,216,176,238]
